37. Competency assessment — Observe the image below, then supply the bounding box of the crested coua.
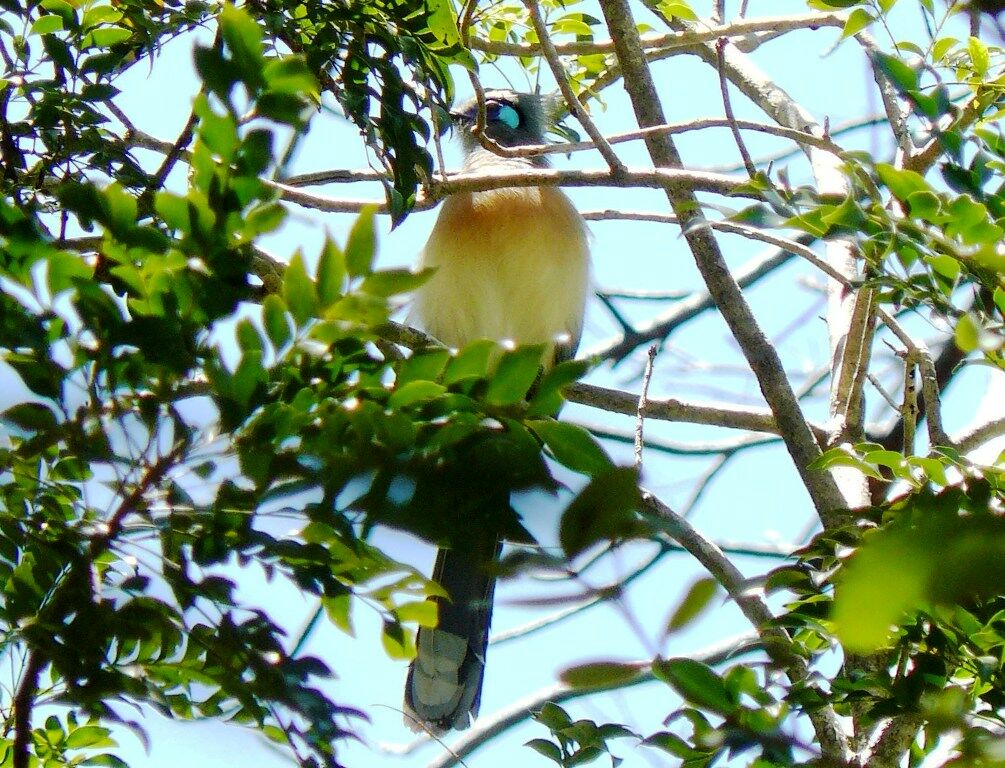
[404,91,591,733]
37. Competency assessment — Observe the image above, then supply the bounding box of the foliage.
[1,0,1004,767]
[0,2,642,765]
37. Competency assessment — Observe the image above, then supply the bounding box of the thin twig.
[635,345,657,469]
[580,216,802,362]
[140,108,199,211]
[716,38,757,178]
[522,0,624,172]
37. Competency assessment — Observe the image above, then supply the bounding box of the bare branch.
[635,346,657,469]
[956,415,1005,455]
[580,214,802,362]
[716,38,757,178]
[641,491,849,761]
[268,166,756,215]
[566,382,830,445]
[12,651,44,768]
[522,0,624,172]
[467,12,845,57]
[866,714,924,768]
[583,1,846,521]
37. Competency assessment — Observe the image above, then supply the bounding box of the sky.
[11,1,1001,768]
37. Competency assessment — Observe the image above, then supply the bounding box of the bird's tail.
[404,533,502,733]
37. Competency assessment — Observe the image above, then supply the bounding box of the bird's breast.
[412,186,590,354]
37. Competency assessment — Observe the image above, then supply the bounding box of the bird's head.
[450,90,549,153]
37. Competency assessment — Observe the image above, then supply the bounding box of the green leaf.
[396,347,450,386]
[425,0,460,46]
[485,346,545,406]
[235,318,263,356]
[359,268,433,297]
[666,577,719,634]
[528,359,589,417]
[559,466,643,558]
[876,163,929,201]
[833,526,931,652]
[567,745,605,766]
[559,660,643,689]
[641,731,694,758]
[80,754,129,767]
[388,380,446,409]
[263,57,318,96]
[394,600,438,627]
[103,182,137,234]
[282,251,318,325]
[196,96,239,161]
[968,35,989,76]
[29,15,64,35]
[525,739,563,764]
[2,402,59,432]
[65,726,115,750]
[219,3,265,88]
[262,294,291,349]
[244,202,286,238]
[841,8,874,39]
[530,420,613,476]
[323,593,354,635]
[872,51,919,93]
[86,25,131,47]
[345,206,377,277]
[443,340,496,384]
[653,657,735,714]
[155,192,190,232]
[316,237,345,306]
[535,702,573,731]
[380,619,414,660]
[82,5,122,29]
[955,313,980,353]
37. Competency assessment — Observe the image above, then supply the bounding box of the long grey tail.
[404,533,502,733]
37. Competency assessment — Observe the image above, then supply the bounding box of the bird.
[403,89,591,733]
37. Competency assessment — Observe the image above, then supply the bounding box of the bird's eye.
[486,101,520,129]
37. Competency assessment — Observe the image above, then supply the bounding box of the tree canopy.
[0,1,1004,767]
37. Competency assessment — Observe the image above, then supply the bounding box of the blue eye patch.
[487,102,520,129]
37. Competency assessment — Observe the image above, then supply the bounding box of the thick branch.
[597,0,846,522]
[12,651,44,768]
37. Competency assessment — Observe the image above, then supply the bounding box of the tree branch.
[640,491,849,762]
[565,382,829,445]
[597,0,846,523]
[269,166,759,214]
[522,0,624,172]
[12,650,44,768]
[467,12,845,57]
